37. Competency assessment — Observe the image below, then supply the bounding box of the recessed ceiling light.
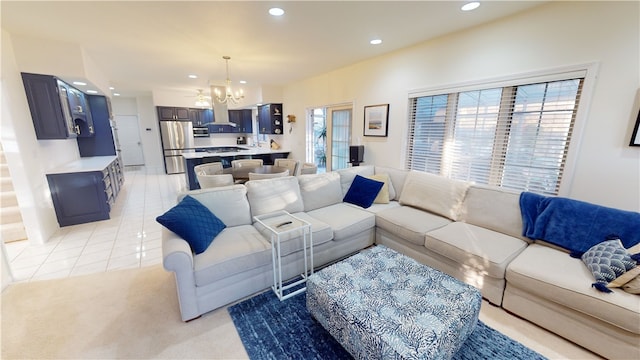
[269,7,284,16]
[109,87,115,90]
[461,2,480,11]
[73,81,87,86]
[86,90,98,94]
[113,93,121,96]
[239,80,247,84]
[370,39,383,45]
[188,74,198,79]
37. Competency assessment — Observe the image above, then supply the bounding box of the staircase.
[0,144,27,243]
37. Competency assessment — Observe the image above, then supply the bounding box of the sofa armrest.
[162,228,194,271]
[161,228,200,321]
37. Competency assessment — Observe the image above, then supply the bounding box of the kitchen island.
[182,146,290,190]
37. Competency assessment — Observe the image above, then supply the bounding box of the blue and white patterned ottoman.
[306,245,482,360]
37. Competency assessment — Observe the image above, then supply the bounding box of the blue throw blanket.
[520,192,640,257]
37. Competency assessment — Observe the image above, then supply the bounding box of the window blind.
[407,78,583,195]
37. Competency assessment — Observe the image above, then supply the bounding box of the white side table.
[253,210,313,300]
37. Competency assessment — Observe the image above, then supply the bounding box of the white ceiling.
[1,1,545,98]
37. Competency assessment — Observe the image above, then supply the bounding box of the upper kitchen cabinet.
[21,72,76,139]
[258,103,283,135]
[157,106,190,121]
[189,108,213,126]
[228,110,244,133]
[235,109,253,134]
[77,95,117,157]
[66,86,94,137]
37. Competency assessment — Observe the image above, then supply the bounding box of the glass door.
[328,107,351,171]
[307,104,352,173]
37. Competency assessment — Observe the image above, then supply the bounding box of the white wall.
[0,30,68,245]
[282,1,640,211]
[1,242,13,290]
[111,96,165,169]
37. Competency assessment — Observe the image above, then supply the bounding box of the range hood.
[210,85,237,127]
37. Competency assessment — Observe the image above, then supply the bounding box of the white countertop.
[46,156,118,174]
[181,147,290,159]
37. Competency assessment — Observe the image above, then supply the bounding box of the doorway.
[306,104,352,173]
[115,115,145,166]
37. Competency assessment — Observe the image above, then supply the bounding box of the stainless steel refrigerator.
[159,120,194,174]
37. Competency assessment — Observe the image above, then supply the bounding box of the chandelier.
[213,56,244,105]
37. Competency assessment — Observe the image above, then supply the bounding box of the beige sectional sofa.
[162,171,377,322]
[161,165,639,359]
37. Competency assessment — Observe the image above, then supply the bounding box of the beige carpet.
[1,265,248,359]
[2,265,600,360]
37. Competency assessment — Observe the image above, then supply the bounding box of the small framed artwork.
[630,108,640,146]
[363,104,389,137]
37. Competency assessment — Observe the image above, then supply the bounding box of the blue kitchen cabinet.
[258,103,283,135]
[66,86,95,137]
[158,106,190,120]
[47,171,109,226]
[233,109,253,133]
[77,95,117,157]
[21,72,76,139]
[46,157,124,226]
[189,108,213,126]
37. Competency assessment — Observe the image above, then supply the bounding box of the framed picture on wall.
[630,108,640,146]
[363,104,389,137]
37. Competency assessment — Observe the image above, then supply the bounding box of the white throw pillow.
[245,176,304,218]
[180,185,252,227]
[335,165,375,196]
[298,172,343,211]
[398,171,470,220]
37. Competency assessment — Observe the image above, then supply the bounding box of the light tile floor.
[5,166,185,282]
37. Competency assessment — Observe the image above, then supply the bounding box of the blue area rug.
[228,290,547,360]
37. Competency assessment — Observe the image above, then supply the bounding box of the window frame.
[405,63,598,196]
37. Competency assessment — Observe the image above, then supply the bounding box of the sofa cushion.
[365,173,393,204]
[398,171,470,220]
[156,195,226,254]
[253,212,334,257]
[582,239,637,292]
[335,165,375,196]
[307,203,375,241]
[180,185,251,227]
[460,184,526,241]
[425,222,528,279]
[376,205,451,246]
[245,176,304,217]
[194,225,271,286]
[297,172,343,212]
[343,175,384,208]
[506,244,640,334]
[375,166,408,201]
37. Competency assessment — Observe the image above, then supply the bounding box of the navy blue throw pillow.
[156,195,226,254]
[343,175,384,209]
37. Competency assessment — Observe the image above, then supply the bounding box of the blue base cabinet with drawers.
[46,156,124,227]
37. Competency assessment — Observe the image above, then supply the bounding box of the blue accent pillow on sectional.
[343,174,384,209]
[156,195,226,254]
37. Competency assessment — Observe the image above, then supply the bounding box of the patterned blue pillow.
[156,195,226,254]
[581,239,637,293]
[343,175,384,209]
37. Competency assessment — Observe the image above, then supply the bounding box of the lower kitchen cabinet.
[46,156,124,226]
